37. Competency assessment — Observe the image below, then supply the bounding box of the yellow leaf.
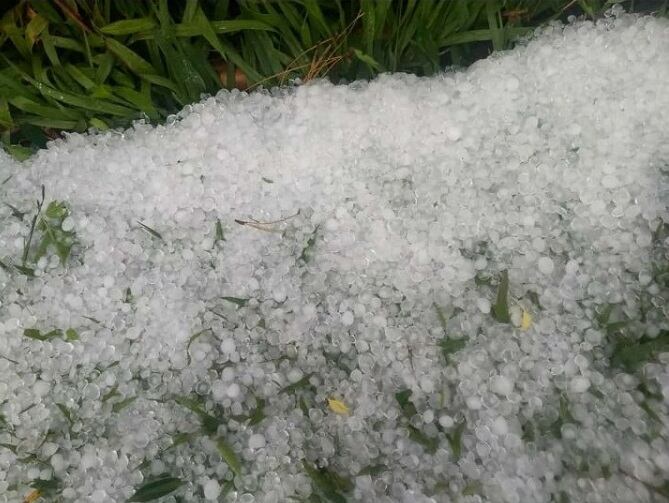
[23,490,41,503]
[520,309,532,331]
[327,397,350,415]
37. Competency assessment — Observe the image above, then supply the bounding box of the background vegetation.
[0,0,666,159]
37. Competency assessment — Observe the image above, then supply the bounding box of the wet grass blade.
[174,395,221,434]
[303,460,352,503]
[216,437,242,477]
[105,37,156,75]
[247,398,266,426]
[407,425,438,454]
[492,269,511,323]
[128,476,183,502]
[300,225,320,262]
[445,420,466,460]
[24,328,63,341]
[100,18,157,36]
[280,374,315,394]
[395,389,417,418]
[610,331,669,372]
[137,221,164,241]
[439,336,468,362]
[214,218,225,244]
[112,396,137,412]
[221,296,249,307]
[55,403,73,425]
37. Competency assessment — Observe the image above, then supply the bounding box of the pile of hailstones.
[0,9,668,503]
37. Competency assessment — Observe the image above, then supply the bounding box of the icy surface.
[1,12,669,503]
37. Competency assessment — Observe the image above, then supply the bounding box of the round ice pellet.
[203,479,221,500]
[537,257,554,275]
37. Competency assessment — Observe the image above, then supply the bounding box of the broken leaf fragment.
[327,397,350,416]
[23,490,41,503]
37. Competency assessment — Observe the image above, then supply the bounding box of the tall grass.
[0,0,666,157]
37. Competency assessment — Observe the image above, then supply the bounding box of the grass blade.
[445,420,466,460]
[439,336,468,362]
[303,460,352,503]
[492,269,511,323]
[100,18,157,36]
[105,37,156,75]
[128,476,183,502]
[216,437,242,477]
[221,296,249,307]
[137,221,164,240]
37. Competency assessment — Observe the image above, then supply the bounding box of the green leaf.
[300,225,320,263]
[640,400,661,423]
[358,464,387,476]
[462,481,482,496]
[95,52,115,83]
[101,385,120,402]
[100,18,157,36]
[21,76,135,116]
[182,0,199,23]
[433,303,448,333]
[166,432,194,451]
[55,403,74,424]
[30,476,61,496]
[45,201,68,219]
[4,145,33,161]
[14,264,36,277]
[191,8,263,85]
[445,420,466,460]
[280,374,315,394]
[138,73,179,93]
[174,396,221,434]
[442,27,532,46]
[221,296,249,307]
[248,398,266,426]
[88,117,109,130]
[21,116,79,130]
[23,328,63,341]
[353,49,382,71]
[214,219,225,244]
[105,38,156,75]
[114,86,158,118]
[439,336,468,362]
[112,396,137,412]
[395,389,417,418]
[485,0,504,51]
[25,14,49,49]
[595,304,613,328]
[492,270,511,323]
[610,331,669,372]
[474,273,492,286]
[407,425,439,454]
[30,0,63,23]
[216,437,242,477]
[128,476,183,502]
[303,461,352,503]
[65,64,96,91]
[50,35,85,52]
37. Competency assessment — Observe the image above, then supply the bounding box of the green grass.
[1,0,667,157]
